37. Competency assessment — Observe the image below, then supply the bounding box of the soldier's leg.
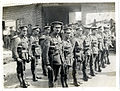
[86,55,91,78]
[89,54,95,76]
[41,55,47,76]
[20,61,28,88]
[98,52,102,72]
[48,67,54,88]
[31,57,37,81]
[82,55,88,81]
[42,59,47,76]
[95,54,99,72]
[82,60,88,81]
[60,65,65,87]
[72,60,80,86]
[104,50,107,64]
[106,50,110,64]
[101,50,105,68]
[64,65,69,87]
[93,54,97,72]
[60,65,69,87]
[53,65,60,82]
[16,61,23,87]
[93,54,98,73]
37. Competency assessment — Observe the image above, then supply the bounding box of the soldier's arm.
[28,36,34,57]
[44,38,50,66]
[109,35,113,47]
[71,38,76,52]
[12,37,20,59]
[72,40,77,59]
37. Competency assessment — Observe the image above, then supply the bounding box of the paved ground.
[3,50,116,88]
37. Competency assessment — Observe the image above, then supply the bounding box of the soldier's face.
[79,30,82,35]
[92,29,97,34]
[65,30,71,38]
[85,30,89,35]
[45,28,51,34]
[53,24,62,34]
[21,28,27,36]
[34,29,39,35]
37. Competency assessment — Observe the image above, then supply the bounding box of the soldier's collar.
[20,35,26,38]
[12,35,18,39]
[51,33,59,38]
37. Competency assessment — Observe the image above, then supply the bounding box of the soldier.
[61,27,72,87]
[12,26,29,88]
[61,26,80,87]
[90,27,99,74]
[83,27,93,76]
[75,27,90,81]
[103,26,112,65]
[43,21,64,87]
[29,27,41,81]
[39,26,51,76]
[97,27,105,70]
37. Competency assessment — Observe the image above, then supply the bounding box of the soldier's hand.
[110,44,114,48]
[17,58,22,62]
[47,66,52,70]
[28,56,32,60]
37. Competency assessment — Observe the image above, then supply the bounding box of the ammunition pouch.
[17,46,29,62]
[75,52,80,57]
[64,50,71,55]
[17,46,23,59]
[32,44,41,57]
[49,46,57,54]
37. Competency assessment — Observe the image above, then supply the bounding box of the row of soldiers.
[11,21,114,88]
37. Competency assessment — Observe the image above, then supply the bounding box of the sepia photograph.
[2,2,116,88]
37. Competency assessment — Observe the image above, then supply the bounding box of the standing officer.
[83,27,93,76]
[39,26,51,76]
[103,26,112,65]
[90,27,99,74]
[43,21,64,87]
[61,27,72,87]
[29,27,41,81]
[75,27,90,81]
[61,26,80,87]
[97,28,104,71]
[12,26,29,88]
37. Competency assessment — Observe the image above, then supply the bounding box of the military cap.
[19,26,28,30]
[90,26,99,29]
[10,26,14,29]
[64,26,72,30]
[84,26,91,29]
[103,27,109,33]
[50,21,63,26]
[104,26,109,30]
[35,25,39,27]
[32,27,38,30]
[44,26,51,30]
[68,23,72,26]
[64,27,71,34]
[28,24,32,26]
[32,27,40,32]
[76,27,83,31]
[74,22,78,25]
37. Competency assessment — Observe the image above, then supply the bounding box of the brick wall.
[3,4,40,27]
